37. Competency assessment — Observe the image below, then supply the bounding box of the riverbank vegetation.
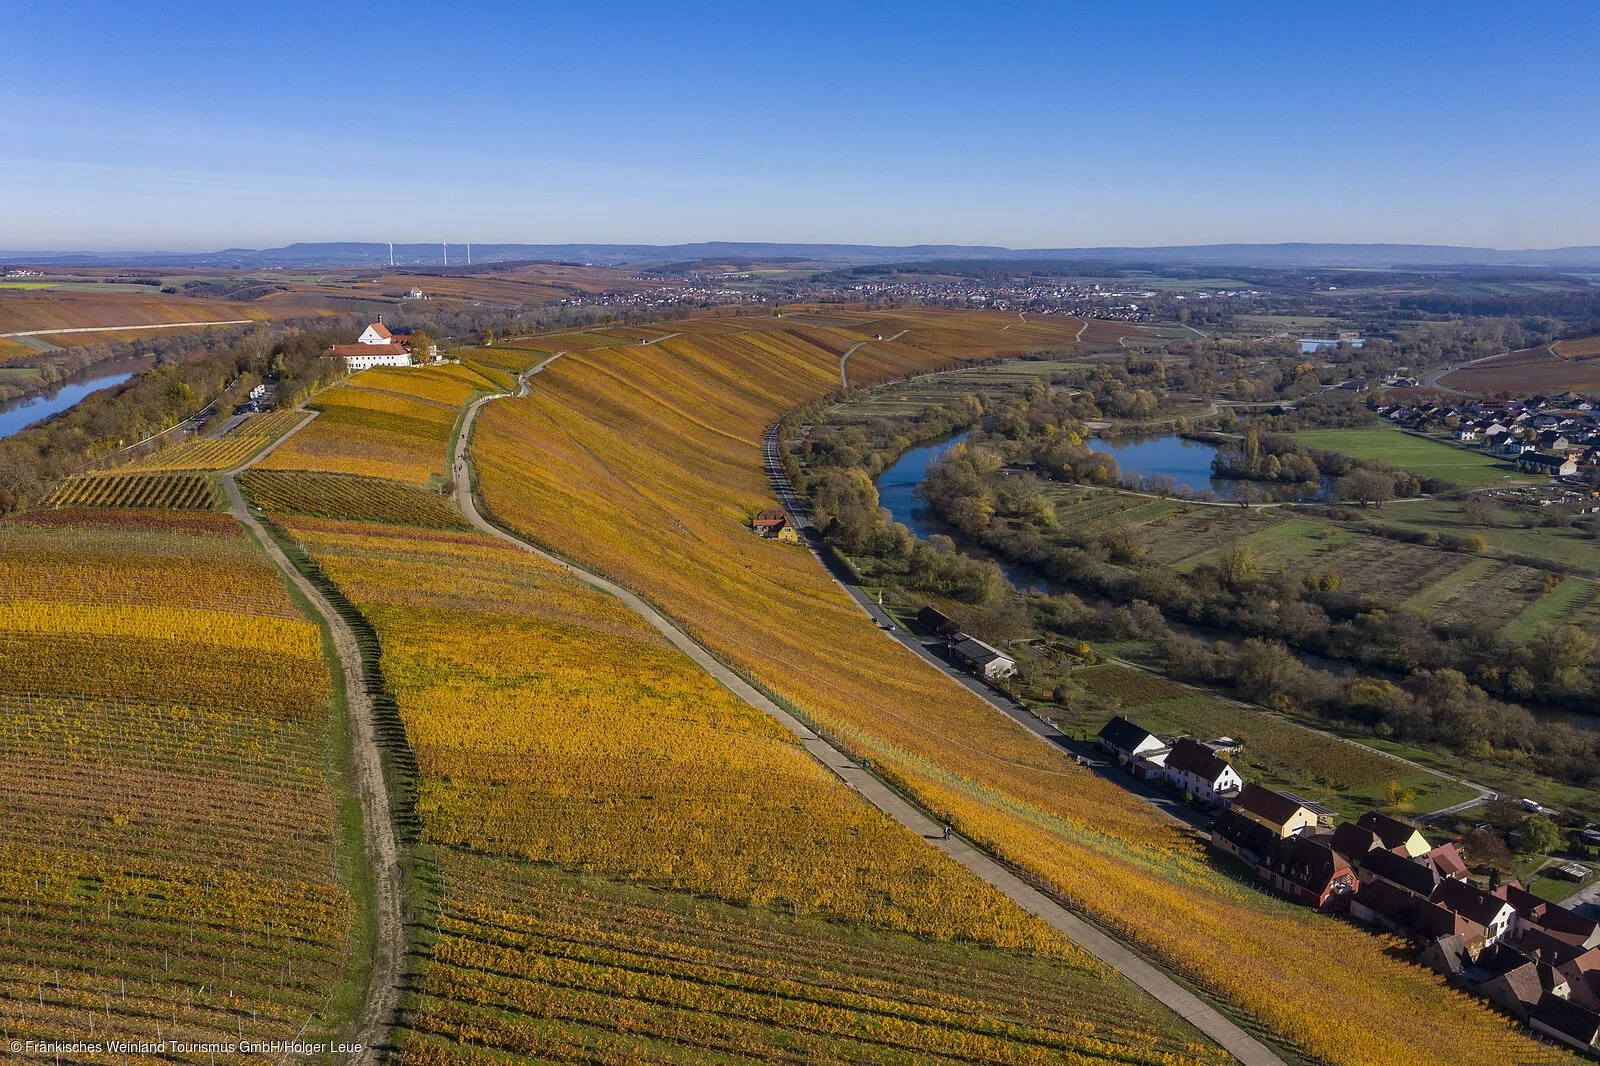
[805,366,1599,794]
[0,325,350,513]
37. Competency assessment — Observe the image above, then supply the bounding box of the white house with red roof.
[327,321,415,371]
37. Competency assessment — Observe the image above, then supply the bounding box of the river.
[875,430,1057,592]
[0,366,139,441]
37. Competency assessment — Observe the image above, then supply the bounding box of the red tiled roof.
[368,322,393,339]
[1427,843,1470,880]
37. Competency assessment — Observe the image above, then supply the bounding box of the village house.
[1351,878,1488,949]
[1470,943,1568,1020]
[1502,884,1600,951]
[1255,835,1356,910]
[1356,811,1432,858]
[1330,821,1381,860]
[751,508,800,542]
[1518,451,1579,477]
[1096,716,1166,764]
[1530,992,1600,1052]
[948,634,1017,681]
[1229,783,1319,838]
[1354,844,1442,896]
[1210,808,1280,865]
[1162,738,1243,804]
[1433,878,1517,948]
[326,321,417,371]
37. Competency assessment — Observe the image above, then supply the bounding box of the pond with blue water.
[872,429,1327,592]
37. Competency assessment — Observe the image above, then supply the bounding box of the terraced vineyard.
[265,503,1221,1065]
[469,312,1568,1066]
[257,362,526,485]
[241,470,469,529]
[116,410,311,473]
[0,508,357,1058]
[45,471,219,510]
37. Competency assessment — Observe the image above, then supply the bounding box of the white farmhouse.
[328,321,415,371]
[1163,738,1243,803]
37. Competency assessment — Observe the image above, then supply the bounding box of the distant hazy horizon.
[5,1,1596,250]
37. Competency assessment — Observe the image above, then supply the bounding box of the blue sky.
[3,1,1596,250]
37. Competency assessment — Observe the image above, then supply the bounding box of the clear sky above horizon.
[3,0,1596,251]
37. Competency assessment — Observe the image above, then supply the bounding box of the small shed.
[917,606,958,638]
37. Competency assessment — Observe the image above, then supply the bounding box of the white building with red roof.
[327,321,415,371]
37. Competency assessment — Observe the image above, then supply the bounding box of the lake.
[0,368,137,441]
[1089,433,1329,502]
[873,429,1328,592]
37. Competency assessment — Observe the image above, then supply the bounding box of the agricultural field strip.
[219,439,403,1065]
[453,372,1288,1066]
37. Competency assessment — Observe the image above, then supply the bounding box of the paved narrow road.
[222,414,405,1065]
[451,377,1284,1065]
[0,318,254,338]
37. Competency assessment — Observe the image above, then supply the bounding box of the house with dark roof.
[1096,716,1164,763]
[1433,879,1516,947]
[1255,835,1356,910]
[1518,451,1579,477]
[917,606,958,638]
[1418,933,1471,980]
[1356,811,1431,857]
[1530,992,1600,1051]
[1330,821,1381,861]
[1230,783,1318,838]
[1519,925,1592,969]
[1210,808,1279,866]
[1476,957,1550,1020]
[1354,845,1440,897]
[1351,878,1487,948]
[948,634,1017,681]
[1502,884,1600,950]
[1162,737,1243,804]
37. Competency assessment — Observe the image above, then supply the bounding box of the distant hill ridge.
[5,240,1600,270]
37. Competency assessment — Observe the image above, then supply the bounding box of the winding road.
[838,329,907,389]
[449,367,1284,1066]
[221,415,406,1065]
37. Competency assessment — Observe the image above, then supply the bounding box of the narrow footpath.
[454,376,1285,1066]
[221,414,406,1066]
